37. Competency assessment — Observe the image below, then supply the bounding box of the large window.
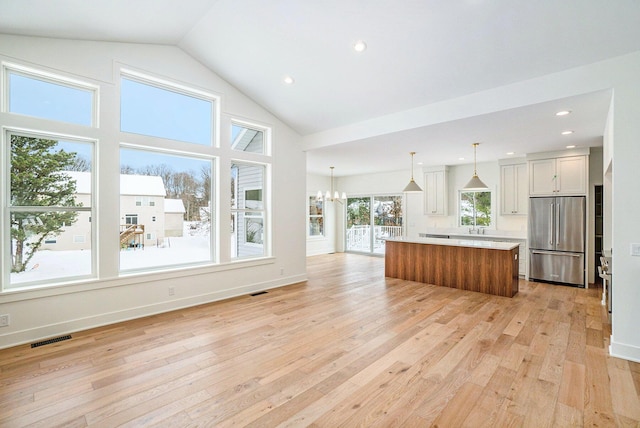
[120,76,213,146]
[231,162,267,258]
[6,133,94,287]
[1,62,274,292]
[119,148,213,272]
[459,190,492,227]
[118,71,218,273]
[308,196,324,237]
[2,64,97,290]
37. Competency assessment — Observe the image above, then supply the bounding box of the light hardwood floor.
[1,253,639,427]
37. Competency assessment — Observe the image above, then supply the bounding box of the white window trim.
[2,61,100,127]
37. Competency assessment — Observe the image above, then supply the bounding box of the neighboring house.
[40,171,92,251]
[232,128,265,257]
[164,198,186,237]
[42,172,176,250]
[120,174,166,248]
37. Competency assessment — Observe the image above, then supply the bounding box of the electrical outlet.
[0,314,9,327]
[280,267,284,275]
[631,243,640,256]
[168,287,175,296]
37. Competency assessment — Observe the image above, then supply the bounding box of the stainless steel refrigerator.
[529,196,585,287]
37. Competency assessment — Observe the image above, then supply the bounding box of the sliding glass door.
[346,195,403,254]
[346,197,371,252]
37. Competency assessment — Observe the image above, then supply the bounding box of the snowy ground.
[10,222,211,286]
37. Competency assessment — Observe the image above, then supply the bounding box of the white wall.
[0,35,307,348]
[304,51,640,363]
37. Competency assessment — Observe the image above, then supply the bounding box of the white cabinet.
[424,168,448,215]
[529,155,587,196]
[500,163,527,215]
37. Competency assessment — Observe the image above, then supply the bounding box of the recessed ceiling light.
[506,152,515,155]
[561,130,574,135]
[353,40,367,52]
[556,110,571,116]
[283,75,295,85]
[566,145,576,149]
[417,161,423,165]
[458,157,465,161]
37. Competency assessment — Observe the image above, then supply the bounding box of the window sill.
[0,256,276,303]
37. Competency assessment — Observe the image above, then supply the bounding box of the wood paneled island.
[385,237,520,297]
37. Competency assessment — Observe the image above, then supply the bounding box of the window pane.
[309,217,323,236]
[234,212,265,257]
[475,191,492,226]
[460,192,475,226]
[346,197,371,252]
[309,196,323,216]
[309,196,324,237]
[231,123,265,154]
[9,72,93,126]
[9,210,92,286]
[11,136,92,207]
[7,134,94,288]
[120,148,213,271]
[459,191,491,227]
[232,163,265,210]
[120,77,213,145]
[231,162,266,259]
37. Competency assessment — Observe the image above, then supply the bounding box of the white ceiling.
[1,1,639,176]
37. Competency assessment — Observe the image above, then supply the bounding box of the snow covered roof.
[164,198,185,213]
[63,171,166,196]
[63,171,91,194]
[120,174,166,196]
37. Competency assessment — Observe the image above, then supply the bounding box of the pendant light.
[403,151,422,193]
[463,143,488,190]
[317,166,346,203]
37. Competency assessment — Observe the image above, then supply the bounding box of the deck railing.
[346,225,402,253]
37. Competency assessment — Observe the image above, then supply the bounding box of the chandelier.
[317,166,346,203]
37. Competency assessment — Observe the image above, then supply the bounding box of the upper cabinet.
[424,167,448,215]
[529,155,588,196]
[500,162,528,215]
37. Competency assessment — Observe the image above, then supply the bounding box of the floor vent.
[31,335,72,348]
[250,291,268,296]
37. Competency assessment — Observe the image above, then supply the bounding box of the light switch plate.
[631,243,640,256]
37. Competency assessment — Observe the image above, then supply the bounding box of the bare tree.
[68,155,91,172]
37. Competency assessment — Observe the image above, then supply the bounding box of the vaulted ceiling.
[2,1,640,175]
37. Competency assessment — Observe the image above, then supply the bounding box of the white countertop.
[446,233,526,241]
[386,237,520,251]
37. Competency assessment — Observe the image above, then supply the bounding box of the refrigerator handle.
[549,202,555,246]
[556,202,561,248]
[531,250,582,257]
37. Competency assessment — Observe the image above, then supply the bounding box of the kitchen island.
[385,237,520,297]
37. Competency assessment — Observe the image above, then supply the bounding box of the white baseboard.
[0,274,307,350]
[609,336,640,363]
